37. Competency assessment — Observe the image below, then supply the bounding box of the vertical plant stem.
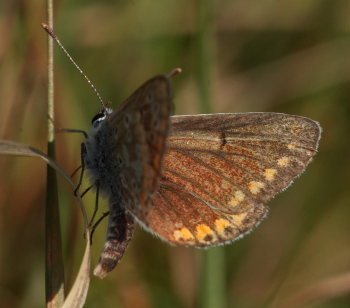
[45,0,65,307]
[197,0,226,308]
[197,0,214,114]
[47,0,54,145]
[200,248,226,308]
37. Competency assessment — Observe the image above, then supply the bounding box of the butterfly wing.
[96,75,173,214]
[138,113,321,247]
[89,75,172,278]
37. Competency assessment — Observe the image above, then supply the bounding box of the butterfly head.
[91,107,113,130]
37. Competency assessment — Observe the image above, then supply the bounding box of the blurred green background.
[1,1,350,307]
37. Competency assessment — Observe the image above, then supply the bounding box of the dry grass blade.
[0,140,72,185]
[0,139,91,308]
[62,238,91,308]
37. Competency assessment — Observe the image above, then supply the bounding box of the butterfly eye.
[91,112,106,127]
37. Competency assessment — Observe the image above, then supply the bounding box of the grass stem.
[196,0,227,307]
[45,1,65,306]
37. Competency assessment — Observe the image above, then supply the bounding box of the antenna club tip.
[167,67,182,78]
[41,23,56,38]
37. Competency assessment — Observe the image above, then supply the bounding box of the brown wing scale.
[139,113,321,246]
[102,76,173,215]
[141,180,268,247]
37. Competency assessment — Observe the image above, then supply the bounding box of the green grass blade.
[196,0,226,307]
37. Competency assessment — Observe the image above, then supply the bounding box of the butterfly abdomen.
[94,206,135,279]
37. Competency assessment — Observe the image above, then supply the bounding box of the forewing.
[104,76,172,216]
[140,112,321,246]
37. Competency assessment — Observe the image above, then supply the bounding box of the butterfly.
[39,23,320,279]
[83,72,321,279]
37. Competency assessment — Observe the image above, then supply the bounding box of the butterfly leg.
[88,180,100,228]
[93,204,135,279]
[80,184,94,198]
[58,128,87,179]
[90,210,109,243]
[81,182,102,242]
[56,128,88,139]
[74,142,87,196]
[70,165,82,178]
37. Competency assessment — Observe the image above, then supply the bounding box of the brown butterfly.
[84,74,321,279]
[41,23,321,279]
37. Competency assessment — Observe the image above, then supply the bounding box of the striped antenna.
[41,23,107,109]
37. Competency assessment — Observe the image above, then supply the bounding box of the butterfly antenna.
[167,68,182,78]
[41,23,107,109]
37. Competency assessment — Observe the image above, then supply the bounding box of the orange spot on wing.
[277,156,290,167]
[215,218,231,235]
[230,213,248,227]
[173,227,195,242]
[229,190,245,207]
[288,143,296,150]
[249,181,265,194]
[196,224,215,243]
[264,169,277,181]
